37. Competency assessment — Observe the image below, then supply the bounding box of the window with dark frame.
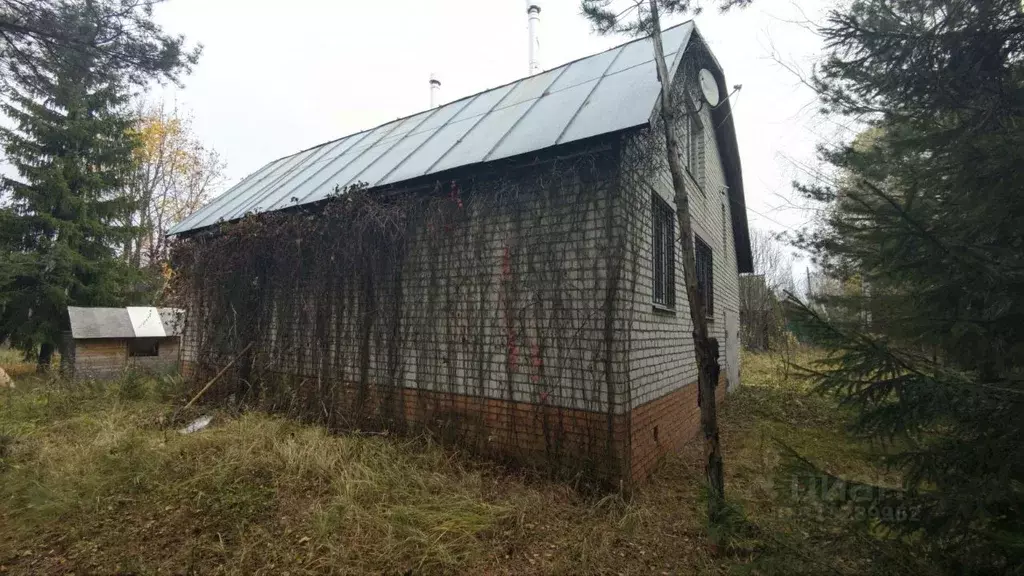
[128,338,160,357]
[695,235,714,318]
[652,194,676,308]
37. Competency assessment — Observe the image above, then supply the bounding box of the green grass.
[0,351,930,575]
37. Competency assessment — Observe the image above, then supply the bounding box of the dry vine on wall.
[170,149,635,482]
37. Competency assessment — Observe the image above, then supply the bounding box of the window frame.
[651,193,676,309]
[695,234,714,318]
[128,338,160,358]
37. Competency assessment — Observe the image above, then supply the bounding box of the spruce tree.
[0,0,200,88]
[791,0,1024,572]
[0,2,142,370]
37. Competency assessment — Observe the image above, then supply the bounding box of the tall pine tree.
[0,0,200,89]
[791,0,1024,572]
[0,1,159,370]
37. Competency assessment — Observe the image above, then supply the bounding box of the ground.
[0,349,929,575]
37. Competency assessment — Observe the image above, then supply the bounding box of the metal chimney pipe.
[429,73,441,108]
[527,3,541,75]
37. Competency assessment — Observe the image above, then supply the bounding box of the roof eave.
[167,128,638,240]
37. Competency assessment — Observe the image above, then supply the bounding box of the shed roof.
[169,22,697,236]
[68,307,184,340]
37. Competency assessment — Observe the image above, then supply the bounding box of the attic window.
[652,194,675,308]
[129,338,159,357]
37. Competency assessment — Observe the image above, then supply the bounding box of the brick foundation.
[182,361,726,487]
[628,373,727,483]
[397,386,629,482]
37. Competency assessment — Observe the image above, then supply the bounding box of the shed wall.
[72,339,127,380]
[71,337,181,380]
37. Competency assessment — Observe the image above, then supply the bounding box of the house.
[169,22,753,485]
[62,307,183,380]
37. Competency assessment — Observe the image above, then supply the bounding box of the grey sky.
[153,0,834,257]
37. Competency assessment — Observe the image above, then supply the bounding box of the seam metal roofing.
[170,22,697,235]
[67,307,184,339]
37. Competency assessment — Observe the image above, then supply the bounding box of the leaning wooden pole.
[646,0,725,521]
[182,341,254,411]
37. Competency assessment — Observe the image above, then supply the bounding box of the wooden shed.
[62,307,183,380]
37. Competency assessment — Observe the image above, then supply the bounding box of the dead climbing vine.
[170,148,635,482]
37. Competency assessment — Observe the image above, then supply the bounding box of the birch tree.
[125,102,225,270]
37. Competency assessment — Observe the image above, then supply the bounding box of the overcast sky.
[151,0,841,275]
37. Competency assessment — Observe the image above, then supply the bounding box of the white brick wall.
[180,49,744,424]
[617,59,742,411]
[180,156,634,414]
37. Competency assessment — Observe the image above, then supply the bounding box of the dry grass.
[0,351,928,575]
[0,348,35,380]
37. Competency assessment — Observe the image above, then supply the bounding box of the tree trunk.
[37,341,54,373]
[646,0,725,521]
[701,337,724,517]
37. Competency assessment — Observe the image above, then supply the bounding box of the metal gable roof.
[68,307,184,339]
[170,22,696,235]
[67,307,135,339]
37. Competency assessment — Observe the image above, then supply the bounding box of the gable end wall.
[617,50,742,482]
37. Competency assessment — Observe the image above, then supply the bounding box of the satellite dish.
[698,69,720,107]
